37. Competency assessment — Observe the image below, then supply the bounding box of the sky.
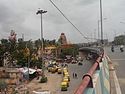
[0,0,125,43]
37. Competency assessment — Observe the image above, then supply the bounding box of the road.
[105,46,125,94]
[26,59,93,94]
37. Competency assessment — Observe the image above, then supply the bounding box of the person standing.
[74,73,78,79]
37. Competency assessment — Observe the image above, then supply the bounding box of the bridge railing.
[74,47,110,94]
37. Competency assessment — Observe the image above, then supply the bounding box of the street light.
[36,9,47,74]
[99,0,104,45]
[98,20,100,40]
[98,18,107,40]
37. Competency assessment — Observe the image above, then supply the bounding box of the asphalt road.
[27,59,93,94]
[62,60,93,94]
[105,46,125,94]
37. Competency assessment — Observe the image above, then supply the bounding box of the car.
[71,59,77,64]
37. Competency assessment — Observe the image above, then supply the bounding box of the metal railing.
[74,52,104,94]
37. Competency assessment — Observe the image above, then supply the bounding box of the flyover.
[74,46,122,94]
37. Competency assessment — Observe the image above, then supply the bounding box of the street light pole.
[36,9,47,74]
[99,0,104,45]
[98,20,100,40]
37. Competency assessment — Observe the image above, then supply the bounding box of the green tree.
[113,35,125,45]
[0,80,7,93]
[60,44,79,59]
[1,39,10,52]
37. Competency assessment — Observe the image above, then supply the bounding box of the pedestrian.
[73,72,75,78]
[111,45,114,52]
[75,73,78,78]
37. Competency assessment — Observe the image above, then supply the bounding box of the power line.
[49,0,90,41]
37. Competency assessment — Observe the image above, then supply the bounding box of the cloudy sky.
[0,0,125,43]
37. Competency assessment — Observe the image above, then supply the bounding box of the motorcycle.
[111,46,114,52]
[120,48,124,52]
[111,48,114,52]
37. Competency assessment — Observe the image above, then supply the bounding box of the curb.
[106,55,121,94]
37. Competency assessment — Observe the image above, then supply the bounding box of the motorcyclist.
[111,45,114,52]
[120,45,124,52]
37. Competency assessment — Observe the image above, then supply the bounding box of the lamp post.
[98,18,107,45]
[99,0,104,45]
[98,20,100,40]
[36,9,47,74]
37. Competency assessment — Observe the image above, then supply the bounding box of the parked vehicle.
[61,82,68,91]
[57,68,62,74]
[63,78,69,87]
[71,59,77,64]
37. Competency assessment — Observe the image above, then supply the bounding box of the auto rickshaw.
[57,68,62,74]
[64,75,70,81]
[61,82,68,91]
[51,67,57,73]
[63,78,69,87]
[47,67,52,72]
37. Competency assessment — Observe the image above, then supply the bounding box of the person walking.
[73,72,75,78]
[74,73,78,79]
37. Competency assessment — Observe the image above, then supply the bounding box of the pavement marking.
[112,67,122,94]
[111,59,125,61]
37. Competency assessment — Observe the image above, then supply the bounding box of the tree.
[0,80,7,93]
[113,35,125,45]
[60,44,79,59]
[0,39,11,66]
[1,39,10,52]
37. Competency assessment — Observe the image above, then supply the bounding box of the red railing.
[74,53,104,94]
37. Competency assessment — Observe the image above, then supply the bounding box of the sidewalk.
[109,59,122,94]
[109,62,117,94]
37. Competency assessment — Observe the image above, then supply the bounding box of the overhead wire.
[48,0,91,41]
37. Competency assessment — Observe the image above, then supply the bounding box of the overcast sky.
[0,0,125,43]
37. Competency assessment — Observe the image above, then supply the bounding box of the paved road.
[63,60,93,94]
[27,59,93,94]
[105,46,125,94]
